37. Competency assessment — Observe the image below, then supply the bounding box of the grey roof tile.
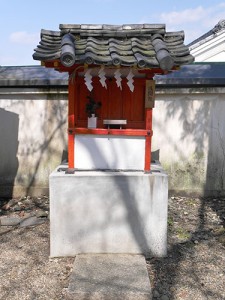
[109,42,132,51]
[143,24,165,30]
[108,38,131,45]
[122,24,143,29]
[41,29,61,37]
[59,24,81,29]
[81,24,103,30]
[102,24,123,30]
[110,47,133,56]
[165,31,184,38]
[33,23,194,70]
[132,47,155,57]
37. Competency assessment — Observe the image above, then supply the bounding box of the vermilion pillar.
[144,109,153,172]
[68,76,75,169]
[144,79,155,172]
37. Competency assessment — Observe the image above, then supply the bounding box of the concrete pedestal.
[50,163,168,257]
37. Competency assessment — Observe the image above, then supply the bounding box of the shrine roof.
[33,24,194,71]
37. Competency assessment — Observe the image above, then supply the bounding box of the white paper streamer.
[98,66,107,89]
[84,69,93,91]
[114,69,122,90]
[127,69,134,92]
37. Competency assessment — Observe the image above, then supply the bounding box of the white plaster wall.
[0,87,68,196]
[1,86,225,196]
[153,88,225,195]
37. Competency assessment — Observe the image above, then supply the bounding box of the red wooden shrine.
[44,62,167,172]
[33,23,193,172]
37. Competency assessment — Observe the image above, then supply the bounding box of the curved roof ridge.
[188,19,225,48]
[33,23,194,71]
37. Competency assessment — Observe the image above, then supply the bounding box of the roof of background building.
[155,62,225,86]
[188,19,225,48]
[0,65,68,87]
[33,24,194,71]
[1,63,225,88]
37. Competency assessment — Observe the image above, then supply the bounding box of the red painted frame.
[44,61,156,171]
[68,73,75,169]
[67,76,154,171]
[145,109,153,172]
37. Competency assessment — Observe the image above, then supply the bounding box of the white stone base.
[50,163,168,257]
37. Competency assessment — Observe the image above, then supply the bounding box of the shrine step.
[66,254,152,300]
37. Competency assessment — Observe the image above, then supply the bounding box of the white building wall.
[190,30,225,62]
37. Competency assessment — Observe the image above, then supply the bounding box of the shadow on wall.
[1,97,68,197]
[162,96,225,196]
[204,98,225,197]
[157,97,210,194]
[24,99,67,195]
[0,108,19,198]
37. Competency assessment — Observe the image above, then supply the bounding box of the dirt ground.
[0,195,224,300]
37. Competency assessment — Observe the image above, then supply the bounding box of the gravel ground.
[0,195,224,300]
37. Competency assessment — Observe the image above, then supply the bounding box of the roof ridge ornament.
[213,19,225,33]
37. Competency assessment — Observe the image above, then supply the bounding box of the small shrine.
[33,24,193,172]
[33,24,193,257]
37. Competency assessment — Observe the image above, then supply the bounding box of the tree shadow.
[5,97,67,196]
[146,196,225,299]
[25,98,67,195]
[147,72,225,298]
[0,108,19,201]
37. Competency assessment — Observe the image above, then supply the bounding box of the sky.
[1,0,225,66]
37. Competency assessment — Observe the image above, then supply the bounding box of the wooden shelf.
[68,127,152,137]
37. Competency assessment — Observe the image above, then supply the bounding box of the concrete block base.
[66,254,152,300]
[50,163,168,257]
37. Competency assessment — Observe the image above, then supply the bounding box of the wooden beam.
[69,128,152,137]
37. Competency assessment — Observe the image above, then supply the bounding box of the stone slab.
[50,163,168,257]
[19,216,46,227]
[0,216,21,226]
[66,254,152,300]
[0,214,48,227]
